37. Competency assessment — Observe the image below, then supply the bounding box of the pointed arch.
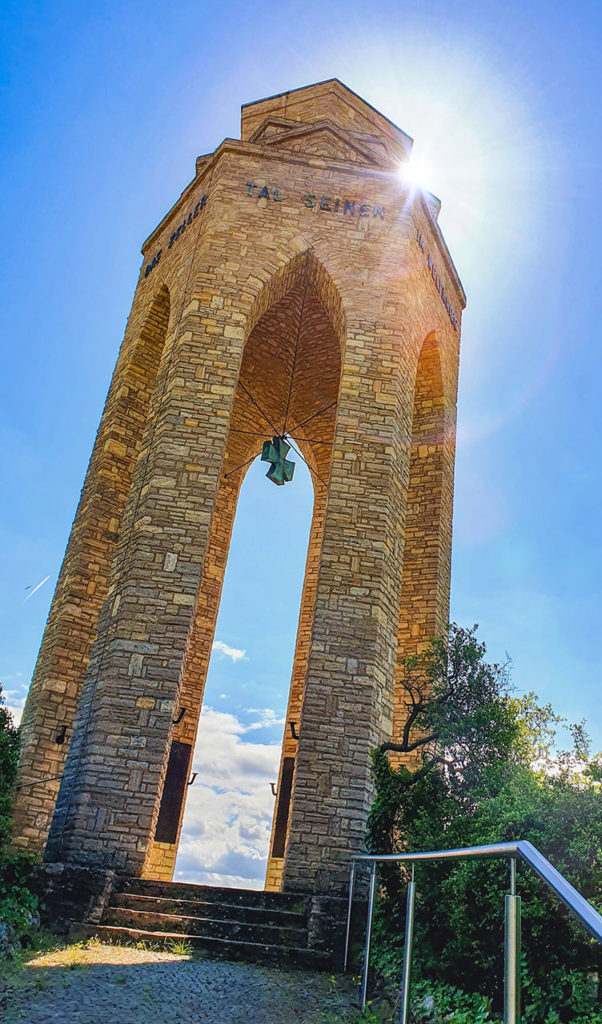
[128,284,171,410]
[113,284,172,480]
[143,259,344,883]
[247,248,346,354]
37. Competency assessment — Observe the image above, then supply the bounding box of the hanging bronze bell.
[261,436,295,485]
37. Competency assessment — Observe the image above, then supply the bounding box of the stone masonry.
[13,80,465,897]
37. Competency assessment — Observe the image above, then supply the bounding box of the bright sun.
[351,31,556,284]
[399,156,433,191]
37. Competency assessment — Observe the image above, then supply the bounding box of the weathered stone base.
[307,894,350,967]
[31,862,116,934]
[32,865,352,969]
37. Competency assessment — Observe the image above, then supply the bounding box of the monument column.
[265,488,327,891]
[144,470,244,881]
[45,292,249,873]
[282,310,416,896]
[12,285,172,851]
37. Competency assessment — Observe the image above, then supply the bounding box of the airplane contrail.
[25,576,50,601]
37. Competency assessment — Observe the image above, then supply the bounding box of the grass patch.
[1,929,63,973]
[165,937,193,956]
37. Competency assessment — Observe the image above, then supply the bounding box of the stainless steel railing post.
[360,862,377,1009]
[504,857,521,1024]
[344,861,356,973]
[399,864,416,1024]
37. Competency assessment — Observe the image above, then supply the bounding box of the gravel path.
[0,941,358,1024]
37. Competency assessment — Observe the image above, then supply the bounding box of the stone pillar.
[265,489,326,891]
[45,294,247,873]
[144,472,243,880]
[12,286,171,852]
[282,314,414,896]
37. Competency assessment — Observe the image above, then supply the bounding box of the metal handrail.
[345,841,602,1024]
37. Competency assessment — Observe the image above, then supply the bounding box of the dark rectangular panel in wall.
[154,740,192,845]
[272,756,295,859]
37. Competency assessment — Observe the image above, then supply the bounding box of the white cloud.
[1,675,27,727]
[3,696,25,726]
[211,640,246,663]
[242,707,286,732]
[175,707,281,889]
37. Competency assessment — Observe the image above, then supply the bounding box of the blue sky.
[2,0,602,884]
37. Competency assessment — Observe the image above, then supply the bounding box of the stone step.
[115,877,308,914]
[73,924,333,970]
[113,891,306,928]
[103,906,308,946]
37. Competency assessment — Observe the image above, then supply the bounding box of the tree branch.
[400,700,426,750]
[380,732,439,755]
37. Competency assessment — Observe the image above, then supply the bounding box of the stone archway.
[145,254,344,881]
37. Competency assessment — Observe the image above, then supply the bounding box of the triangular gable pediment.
[249,116,301,140]
[250,119,383,167]
[242,79,413,164]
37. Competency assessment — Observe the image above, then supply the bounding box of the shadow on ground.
[0,944,358,1024]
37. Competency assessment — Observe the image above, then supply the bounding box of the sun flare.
[399,156,433,191]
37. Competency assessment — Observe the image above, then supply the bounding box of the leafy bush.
[0,682,40,958]
[0,681,20,854]
[409,979,495,1023]
[365,625,602,1023]
[0,854,40,957]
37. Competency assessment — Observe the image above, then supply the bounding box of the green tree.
[0,682,20,854]
[0,683,40,960]
[366,626,602,1023]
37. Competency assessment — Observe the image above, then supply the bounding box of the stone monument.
[13,79,465,898]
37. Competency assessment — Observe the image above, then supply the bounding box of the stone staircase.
[76,877,337,969]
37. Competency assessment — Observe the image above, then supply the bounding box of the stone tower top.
[240,78,413,168]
